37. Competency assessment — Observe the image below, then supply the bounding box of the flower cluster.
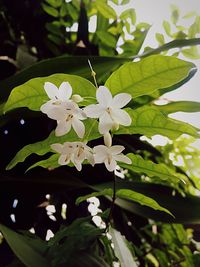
[41,81,132,172]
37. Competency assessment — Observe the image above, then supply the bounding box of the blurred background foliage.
[0,0,200,266]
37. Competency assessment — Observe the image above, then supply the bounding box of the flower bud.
[104,132,112,147]
[71,94,83,103]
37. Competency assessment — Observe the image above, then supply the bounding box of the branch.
[133,38,200,59]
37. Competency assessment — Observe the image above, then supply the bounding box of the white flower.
[84,86,132,134]
[73,142,95,170]
[51,142,74,166]
[51,142,94,171]
[93,144,132,172]
[40,82,73,119]
[55,101,86,138]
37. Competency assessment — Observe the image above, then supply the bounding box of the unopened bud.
[71,94,83,103]
[104,132,112,147]
[112,122,119,131]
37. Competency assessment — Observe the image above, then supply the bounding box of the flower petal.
[73,159,82,171]
[98,112,113,134]
[58,154,71,165]
[51,143,63,153]
[72,117,85,138]
[96,86,112,107]
[112,93,132,108]
[105,157,117,172]
[93,145,108,163]
[44,82,59,100]
[114,154,132,164]
[111,108,132,126]
[56,120,71,136]
[109,145,125,155]
[41,102,66,120]
[58,82,72,101]
[84,104,104,118]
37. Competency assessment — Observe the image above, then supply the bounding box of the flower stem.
[88,59,98,88]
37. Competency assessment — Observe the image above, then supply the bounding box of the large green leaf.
[156,101,200,114]
[77,188,172,215]
[0,56,130,104]
[109,227,138,267]
[0,224,49,267]
[118,106,200,139]
[94,1,116,19]
[6,119,99,170]
[95,180,200,223]
[116,189,173,216]
[4,74,96,113]
[105,55,196,98]
[121,153,182,187]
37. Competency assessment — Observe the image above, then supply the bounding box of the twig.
[88,59,98,88]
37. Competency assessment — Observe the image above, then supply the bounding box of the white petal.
[114,154,132,164]
[105,157,117,172]
[112,93,132,108]
[51,143,63,153]
[58,82,72,101]
[111,108,132,126]
[103,132,112,147]
[93,145,108,163]
[63,142,75,152]
[72,118,85,138]
[55,120,71,136]
[86,152,95,166]
[109,145,125,155]
[84,104,104,118]
[58,154,70,165]
[73,160,82,171]
[96,86,112,107]
[44,82,59,100]
[76,109,87,120]
[41,103,66,120]
[98,112,113,134]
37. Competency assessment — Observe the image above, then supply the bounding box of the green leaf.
[163,20,172,36]
[105,55,196,99]
[94,1,116,19]
[48,217,103,266]
[96,31,117,48]
[182,46,200,59]
[156,101,200,114]
[120,8,136,24]
[6,119,99,170]
[170,4,179,25]
[116,189,173,216]
[41,3,59,17]
[118,106,199,139]
[183,11,197,19]
[0,224,49,267]
[155,33,165,45]
[121,0,130,4]
[120,153,181,186]
[26,154,60,172]
[188,16,200,38]
[4,74,96,113]
[45,0,62,8]
[95,180,200,223]
[109,227,138,267]
[77,187,172,215]
[76,189,113,205]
